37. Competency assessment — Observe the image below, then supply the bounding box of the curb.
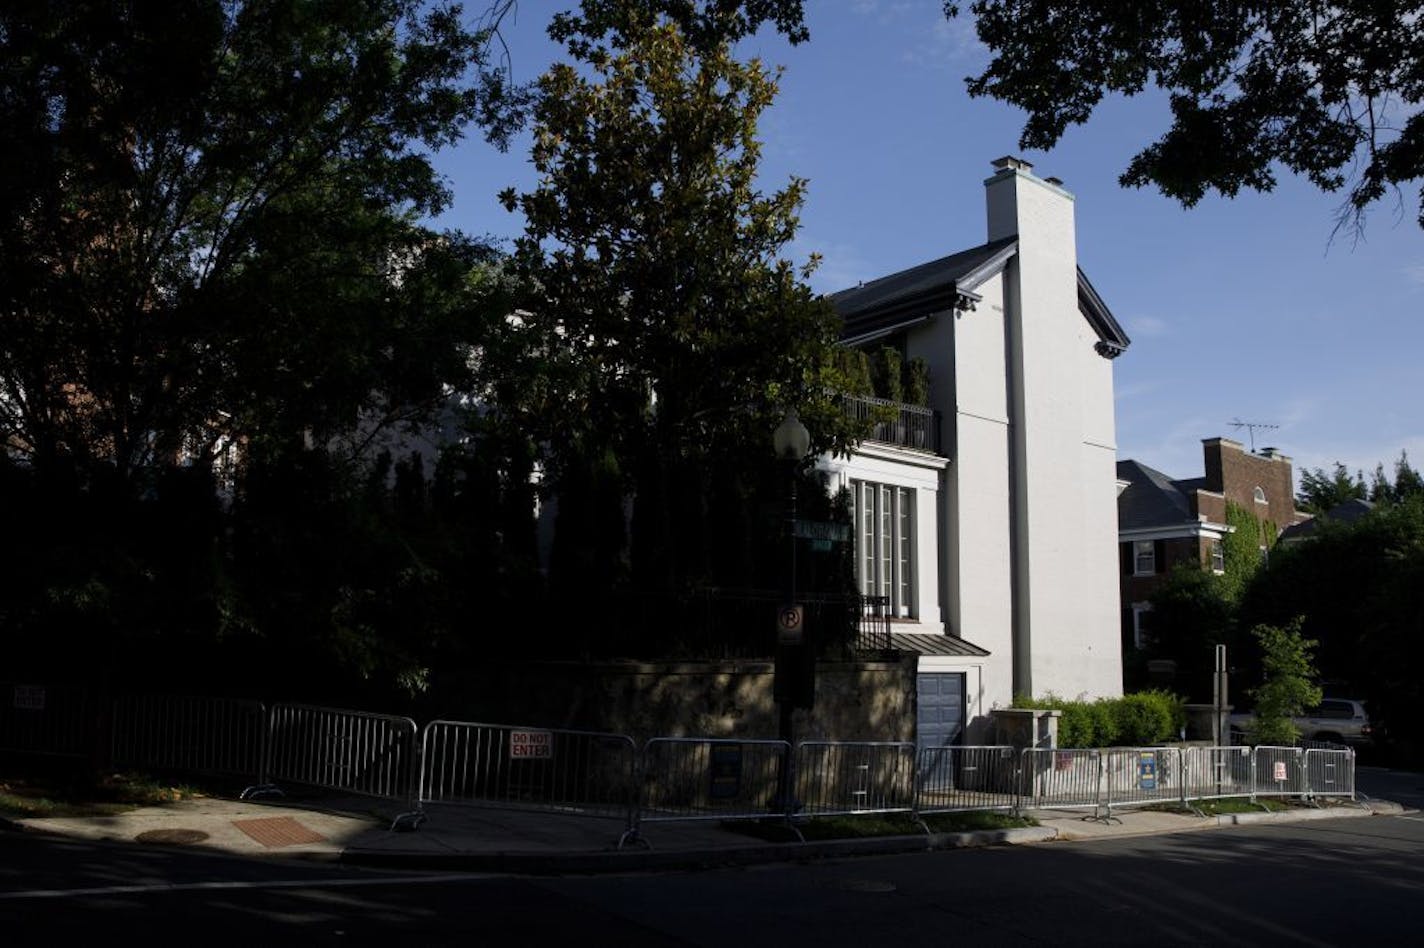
[341,825,1060,875]
[1220,801,1387,826]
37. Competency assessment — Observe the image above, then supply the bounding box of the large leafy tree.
[0,0,524,492]
[946,1,1424,232]
[0,0,533,693]
[502,4,862,599]
[1239,494,1424,761]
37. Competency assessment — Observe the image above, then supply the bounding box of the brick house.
[1116,437,1302,650]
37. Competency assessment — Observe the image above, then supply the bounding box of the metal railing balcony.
[842,394,942,454]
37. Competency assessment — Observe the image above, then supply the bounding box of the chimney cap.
[991,155,1034,172]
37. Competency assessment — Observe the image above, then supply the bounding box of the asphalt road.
[6,809,1424,945]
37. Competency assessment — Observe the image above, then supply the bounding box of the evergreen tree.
[1296,462,1365,514]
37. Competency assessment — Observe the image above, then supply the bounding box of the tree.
[0,0,525,493]
[1137,500,1267,696]
[502,6,864,598]
[1369,450,1424,504]
[0,0,537,695]
[1297,462,1366,514]
[549,0,810,55]
[1247,619,1322,745]
[945,1,1424,233]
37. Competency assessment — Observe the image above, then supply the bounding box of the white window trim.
[1132,602,1153,650]
[1209,539,1225,574]
[1132,539,1156,576]
[851,479,916,619]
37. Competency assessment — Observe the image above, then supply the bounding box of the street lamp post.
[772,408,811,813]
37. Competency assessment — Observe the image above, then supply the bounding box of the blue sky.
[431,1,1424,490]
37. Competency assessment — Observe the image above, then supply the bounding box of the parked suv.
[1229,698,1373,747]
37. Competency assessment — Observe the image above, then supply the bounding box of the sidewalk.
[2,794,1405,875]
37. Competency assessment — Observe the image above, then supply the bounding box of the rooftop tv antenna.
[1229,418,1279,453]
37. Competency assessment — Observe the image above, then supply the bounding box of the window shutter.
[1154,539,1166,573]
[1120,543,1132,576]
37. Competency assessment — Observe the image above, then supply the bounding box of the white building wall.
[918,276,1017,713]
[986,160,1122,700]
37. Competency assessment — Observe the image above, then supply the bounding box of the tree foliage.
[1242,493,1424,757]
[502,6,862,597]
[0,0,540,697]
[1368,450,1424,504]
[946,1,1424,232]
[1297,461,1366,514]
[1247,619,1322,745]
[0,0,524,492]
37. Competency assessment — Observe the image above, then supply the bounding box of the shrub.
[1113,691,1186,746]
[1015,691,1186,748]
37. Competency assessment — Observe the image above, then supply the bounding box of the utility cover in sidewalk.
[232,816,327,848]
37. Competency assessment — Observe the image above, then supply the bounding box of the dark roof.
[830,238,1131,356]
[890,631,991,657]
[1117,459,1197,531]
[832,237,1018,343]
[1079,267,1130,355]
[1279,498,1375,541]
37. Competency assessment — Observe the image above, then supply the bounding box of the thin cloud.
[1126,315,1170,338]
[902,14,986,69]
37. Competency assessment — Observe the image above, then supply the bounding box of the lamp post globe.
[773,409,811,462]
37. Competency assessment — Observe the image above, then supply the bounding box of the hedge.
[1013,691,1187,748]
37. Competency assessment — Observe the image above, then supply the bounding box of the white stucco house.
[820,156,1130,745]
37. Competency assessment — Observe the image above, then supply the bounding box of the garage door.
[917,672,965,751]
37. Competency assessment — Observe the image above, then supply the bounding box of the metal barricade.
[0,681,92,758]
[795,741,916,817]
[1102,747,1184,814]
[635,738,791,832]
[246,704,420,819]
[1179,745,1254,803]
[1303,748,1356,801]
[419,720,637,823]
[915,745,1019,814]
[1252,745,1307,800]
[111,695,266,779]
[1019,747,1103,813]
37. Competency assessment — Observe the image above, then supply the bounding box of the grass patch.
[1143,797,1291,816]
[723,810,1035,843]
[1191,797,1289,816]
[0,771,206,820]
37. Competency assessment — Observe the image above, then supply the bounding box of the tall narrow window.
[850,479,916,618]
[1133,540,1156,575]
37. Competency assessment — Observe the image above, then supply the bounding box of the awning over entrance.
[889,632,990,657]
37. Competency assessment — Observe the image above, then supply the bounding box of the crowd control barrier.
[915,745,1019,814]
[112,695,266,779]
[0,682,92,759]
[8,685,1366,838]
[244,703,420,826]
[1102,747,1185,815]
[1179,745,1254,804]
[1252,746,1307,799]
[1303,748,1355,801]
[419,721,637,823]
[1020,748,1104,814]
[630,738,791,843]
[795,741,916,818]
